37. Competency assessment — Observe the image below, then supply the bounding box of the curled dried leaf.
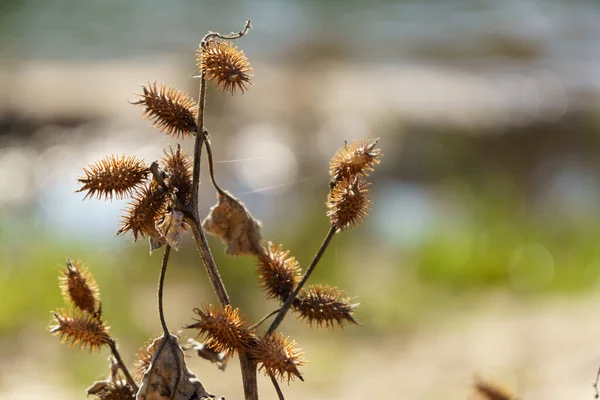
[252,333,305,383]
[185,304,253,355]
[327,176,371,230]
[137,334,215,400]
[50,309,111,352]
[77,155,149,201]
[199,40,253,94]
[132,82,198,138]
[202,190,265,256]
[59,259,100,315]
[257,242,301,302]
[294,285,359,329]
[157,210,185,251]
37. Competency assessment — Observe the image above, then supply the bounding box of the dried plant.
[48,20,382,400]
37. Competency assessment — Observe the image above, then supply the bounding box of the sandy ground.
[3,293,600,399]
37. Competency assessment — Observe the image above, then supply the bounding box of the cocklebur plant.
[48,21,382,400]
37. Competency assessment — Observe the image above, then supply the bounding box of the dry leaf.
[137,334,216,400]
[202,190,265,257]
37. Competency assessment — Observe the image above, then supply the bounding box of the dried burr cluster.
[48,21,382,400]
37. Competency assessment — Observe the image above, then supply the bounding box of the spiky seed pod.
[472,377,516,400]
[257,242,301,302]
[87,379,135,400]
[59,259,100,315]
[50,309,111,352]
[133,335,161,383]
[252,333,305,383]
[199,40,253,94]
[131,82,198,138]
[77,155,149,201]
[329,137,382,185]
[293,285,359,329]
[185,304,253,355]
[327,176,371,230]
[163,145,193,204]
[117,183,168,241]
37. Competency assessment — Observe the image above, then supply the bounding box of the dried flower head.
[163,145,193,204]
[199,40,253,94]
[77,155,149,201]
[134,334,162,383]
[257,242,301,302]
[202,190,265,256]
[186,304,253,355]
[329,137,382,184]
[59,259,100,315]
[472,377,516,400]
[252,333,305,383]
[117,183,168,241]
[327,176,371,230]
[87,379,135,400]
[132,82,198,138]
[50,309,111,352]
[294,285,359,329]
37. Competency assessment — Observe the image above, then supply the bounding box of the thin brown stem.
[269,372,285,400]
[192,21,255,400]
[158,245,172,336]
[108,339,138,392]
[188,217,230,307]
[249,308,281,330]
[191,80,206,208]
[202,132,226,196]
[204,20,252,44]
[267,225,337,336]
[157,245,182,400]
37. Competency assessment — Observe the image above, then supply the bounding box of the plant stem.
[239,352,259,400]
[189,218,231,307]
[269,372,285,400]
[267,225,337,336]
[191,79,206,207]
[191,21,256,400]
[157,245,182,400]
[249,308,281,330]
[202,132,226,196]
[108,339,138,391]
[158,245,172,336]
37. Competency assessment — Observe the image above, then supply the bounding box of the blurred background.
[2,0,600,399]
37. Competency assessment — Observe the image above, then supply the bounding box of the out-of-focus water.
[1,0,600,78]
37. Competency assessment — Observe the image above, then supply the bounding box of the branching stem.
[267,225,337,335]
